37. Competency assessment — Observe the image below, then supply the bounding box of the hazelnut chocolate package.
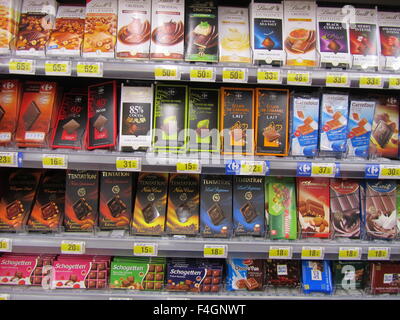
[64,170,99,233]
[87,81,117,150]
[370,262,400,294]
[226,259,265,291]
[265,259,301,288]
[0,0,22,55]
[99,171,133,231]
[333,261,367,291]
[0,80,22,145]
[378,11,400,71]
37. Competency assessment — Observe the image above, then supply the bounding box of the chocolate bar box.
[188,88,219,153]
[370,262,400,294]
[378,11,400,71]
[221,88,255,155]
[226,259,265,291]
[0,0,22,55]
[255,88,289,156]
[64,170,99,233]
[302,260,333,294]
[132,173,168,236]
[200,175,233,238]
[334,261,367,291]
[265,260,301,288]
[0,80,21,145]
[153,84,188,153]
[233,176,265,237]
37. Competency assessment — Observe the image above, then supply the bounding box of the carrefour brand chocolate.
[265,260,301,288]
[0,80,22,145]
[378,11,400,71]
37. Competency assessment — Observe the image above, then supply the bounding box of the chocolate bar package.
[119,84,153,152]
[188,87,219,153]
[153,84,188,153]
[317,6,351,69]
[378,11,400,71]
[221,88,254,155]
[250,1,285,66]
[346,99,375,158]
[87,81,117,150]
[132,173,168,236]
[185,0,218,63]
[82,0,117,58]
[255,88,289,156]
[51,92,87,150]
[283,1,317,67]
[330,179,361,239]
[200,175,233,238]
[365,180,397,240]
[290,93,320,157]
[166,174,199,235]
[150,0,185,61]
[397,184,400,237]
[16,0,56,57]
[266,177,297,240]
[334,261,367,291]
[0,169,41,232]
[350,8,379,70]
[46,6,86,57]
[297,178,330,238]
[226,259,265,291]
[0,80,21,145]
[369,96,399,159]
[265,259,301,288]
[319,93,349,154]
[166,258,223,292]
[370,262,400,294]
[116,0,151,60]
[233,176,265,237]
[0,0,22,55]
[218,7,251,63]
[64,171,99,233]
[302,260,333,294]
[99,172,133,230]
[27,170,65,233]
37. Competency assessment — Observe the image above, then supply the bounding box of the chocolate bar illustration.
[6,200,24,220]
[331,189,360,237]
[358,118,367,127]
[63,119,81,134]
[372,120,394,148]
[263,126,280,142]
[107,196,127,218]
[245,278,259,290]
[351,126,368,137]
[299,199,324,217]
[236,279,247,289]
[298,124,314,135]
[73,198,93,220]
[93,114,108,132]
[23,101,41,130]
[326,119,343,130]
[0,105,5,123]
[331,189,359,216]
[207,203,225,226]
[367,188,396,215]
[176,203,192,223]
[41,202,59,220]
[353,113,360,121]
[142,203,160,224]
[240,202,258,223]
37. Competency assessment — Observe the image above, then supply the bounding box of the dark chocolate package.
[334,261,367,291]
[200,175,233,238]
[302,260,333,294]
[99,171,133,231]
[87,81,117,150]
[370,262,400,294]
[265,260,301,288]
[166,174,199,235]
[226,259,265,291]
[64,170,99,232]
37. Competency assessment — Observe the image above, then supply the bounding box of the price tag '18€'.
[301,247,324,260]
[204,245,227,258]
[368,247,390,260]
[133,243,158,257]
[269,246,292,259]
[338,247,361,260]
[61,241,86,255]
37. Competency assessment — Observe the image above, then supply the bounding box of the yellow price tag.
[389,77,400,89]
[311,163,335,177]
[359,75,382,88]
[204,245,227,258]
[0,294,10,300]
[380,166,400,178]
[45,61,71,75]
[154,67,179,80]
[339,247,361,260]
[301,247,324,259]
[61,241,85,254]
[222,68,247,82]
[42,155,67,169]
[76,62,103,77]
[190,68,214,81]
[176,160,201,173]
[257,70,281,83]
[240,161,266,176]
[368,247,390,260]
[287,72,310,85]
[326,73,349,87]
[116,157,141,172]
[9,59,34,74]
[133,243,158,256]
[269,246,292,259]
[0,155,12,165]
[0,152,18,167]
[0,239,11,252]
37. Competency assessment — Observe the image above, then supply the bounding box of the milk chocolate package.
[64,170,99,233]
[283,1,317,67]
[153,84,188,153]
[255,88,289,156]
[378,11,400,71]
[200,175,233,238]
[302,260,333,294]
[0,0,22,55]
[365,180,397,240]
[334,261,367,291]
[297,177,330,238]
[27,170,65,233]
[226,259,265,291]
[221,88,254,155]
[116,0,151,59]
[51,92,87,150]
[87,81,117,150]
[218,7,251,63]
[188,88,219,153]
[0,169,41,232]
[265,260,301,288]
[349,8,379,70]
[0,80,21,145]
[250,1,285,66]
[370,262,400,294]
[47,6,85,57]
[132,173,168,235]
[330,179,361,239]
[16,0,56,57]
[185,0,218,63]
[119,84,153,152]
[150,0,185,60]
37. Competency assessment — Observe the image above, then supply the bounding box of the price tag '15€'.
[133,243,158,257]
[176,160,201,174]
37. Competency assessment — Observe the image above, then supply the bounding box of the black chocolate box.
[265,259,301,288]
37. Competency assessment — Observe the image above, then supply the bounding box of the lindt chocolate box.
[0,169,41,232]
[330,179,361,239]
[302,260,333,294]
[166,174,199,236]
[185,0,218,63]
[334,261,367,291]
[297,177,330,238]
[233,176,265,237]
[166,259,223,293]
[99,171,133,231]
[226,259,265,291]
[64,170,99,233]
[132,173,168,236]
[188,87,219,153]
[370,262,400,294]
[0,80,21,145]
[87,81,117,150]
[200,175,233,238]
[221,88,255,155]
[51,92,87,150]
[378,11,400,71]
[255,88,289,156]
[0,0,22,55]
[265,259,301,288]
[153,84,188,153]
[27,170,66,233]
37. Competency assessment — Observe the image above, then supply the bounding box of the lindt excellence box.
[378,11,400,71]
[0,80,21,145]
[0,0,22,55]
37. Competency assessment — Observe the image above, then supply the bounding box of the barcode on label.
[0,133,11,141]
[25,132,45,141]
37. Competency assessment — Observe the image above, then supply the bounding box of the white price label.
[204,245,227,258]
[301,246,324,259]
[61,241,86,254]
[42,154,67,169]
[77,62,103,77]
[0,152,19,168]
[45,61,72,76]
[222,68,247,83]
[116,157,141,172]
[9,59,35,75]
[133,243,158,257]
[0,238,12,252]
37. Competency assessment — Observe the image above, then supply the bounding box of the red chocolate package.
[370,262,400,294]
[87,81,117,150]
[0,80,22,145]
